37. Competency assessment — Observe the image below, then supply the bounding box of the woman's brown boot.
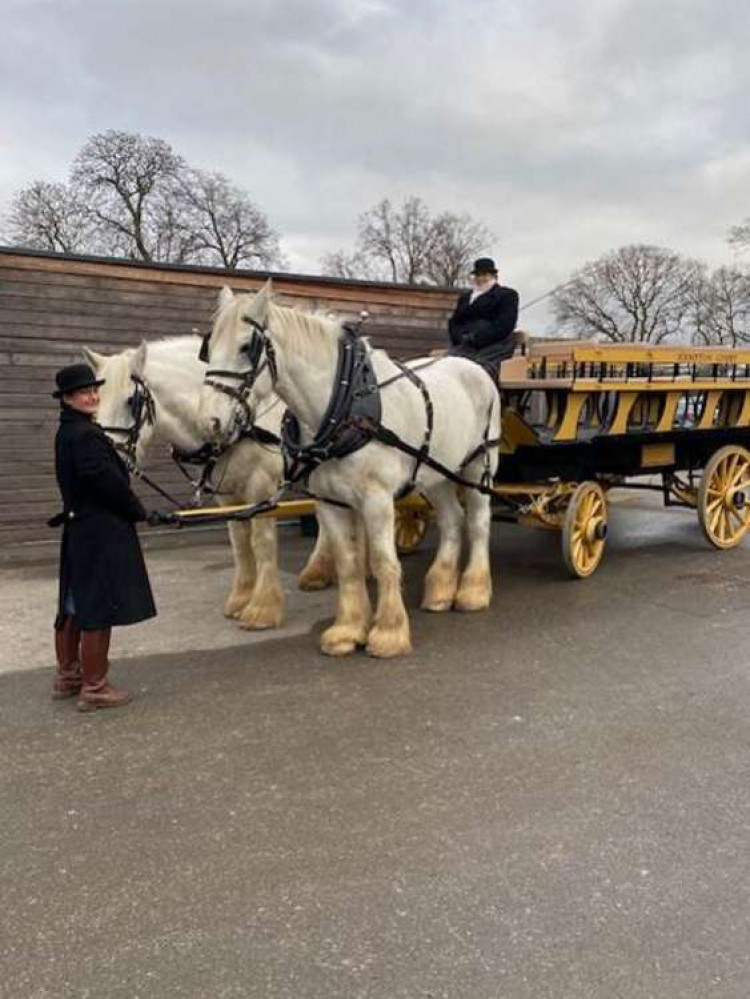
[77,629,133,712]
[52,616,82,699]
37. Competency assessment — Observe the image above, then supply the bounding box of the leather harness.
[201,319,500,504]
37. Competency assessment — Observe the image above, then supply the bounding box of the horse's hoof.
[422,568,459,612]
[298,572,334,592]
[238,603,284,630]
[365,625,412,658]
[320,635,356,656]
[224,592,254,619]
[298,556,336,592]
[420,597,453,613]
[453,585,492,612]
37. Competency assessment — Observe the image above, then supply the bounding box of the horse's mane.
[145,334,202,362]
[95,335,203,392]
[267,301,342,364]
[214,292,343,365]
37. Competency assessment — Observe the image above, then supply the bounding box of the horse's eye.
[198,335,210,363]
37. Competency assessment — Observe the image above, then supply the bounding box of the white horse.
[198,282,500,658]
[83,336,335,630]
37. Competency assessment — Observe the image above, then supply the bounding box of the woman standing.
[50,363,156,711]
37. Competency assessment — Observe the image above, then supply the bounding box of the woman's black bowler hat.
[470,257,498,275]
[52,363,106,399]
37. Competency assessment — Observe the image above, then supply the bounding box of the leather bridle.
[201,317,278,444]
[99,373,156,469]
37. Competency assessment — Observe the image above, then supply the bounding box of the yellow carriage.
[396,340,750,576]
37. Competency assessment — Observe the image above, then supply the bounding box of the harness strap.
[350,416,499,497]
[129,466,183,507]
[170,418,283,502]
[377,357,441,391]
[389,359,434,494]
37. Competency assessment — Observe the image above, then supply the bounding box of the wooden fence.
[0,248,457,545]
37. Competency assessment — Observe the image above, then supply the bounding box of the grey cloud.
[1,0,749,329]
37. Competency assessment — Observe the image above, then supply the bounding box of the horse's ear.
[218,285,234,309]
[252,279,274,319]
[82,347,105,371]
[131,340,148,377]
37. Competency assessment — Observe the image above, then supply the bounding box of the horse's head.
[198,280,277,443]
[83,341,155,467]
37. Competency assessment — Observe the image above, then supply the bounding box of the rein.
[170,405,282,502]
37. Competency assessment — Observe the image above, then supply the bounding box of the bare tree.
[553,244,703,344]
[176,170,281,269]
[690,266,750,347]
[321,248,386,281]
[71,130,186,261]
[426,212,492,286]
[729,219,750,253]
[3,180,90,253]
[324,196,492,286]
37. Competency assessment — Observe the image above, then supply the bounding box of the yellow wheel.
[698,445,750,550]
[395,504,430,554]
[562,481,608,578]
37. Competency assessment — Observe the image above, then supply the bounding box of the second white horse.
[85,335,335,630]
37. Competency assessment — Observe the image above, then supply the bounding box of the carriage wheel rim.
[395,508,428,553]
[703,449,750,547]
[567,484,607,576]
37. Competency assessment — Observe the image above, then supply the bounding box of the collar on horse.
[280,325,382,483]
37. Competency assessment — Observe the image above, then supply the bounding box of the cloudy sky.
[2,0,749,329]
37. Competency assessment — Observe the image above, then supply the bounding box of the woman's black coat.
[52,406,156,630]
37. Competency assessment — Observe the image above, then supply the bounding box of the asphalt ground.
[2,494,750,998]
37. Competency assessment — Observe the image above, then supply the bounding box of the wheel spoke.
[728,507,748,532]
[719,457,733,490]
[730,462,750,488]
[710,506,723,535]
[723,511,734,540]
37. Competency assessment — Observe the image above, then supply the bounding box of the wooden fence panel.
[0,249,455,546]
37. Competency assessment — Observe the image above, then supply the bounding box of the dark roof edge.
[0,245,462,295]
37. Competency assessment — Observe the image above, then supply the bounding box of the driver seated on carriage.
[447,257,519,378]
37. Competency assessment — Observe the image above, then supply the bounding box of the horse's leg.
[454,464,493,612]
[421,483,463,613]
[297,517,336,591]
[362,493,412,658]
[238,517,285,630]
[224,521,257,619]
[318,505,371,656]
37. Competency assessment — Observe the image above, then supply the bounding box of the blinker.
[198,334,210,364]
